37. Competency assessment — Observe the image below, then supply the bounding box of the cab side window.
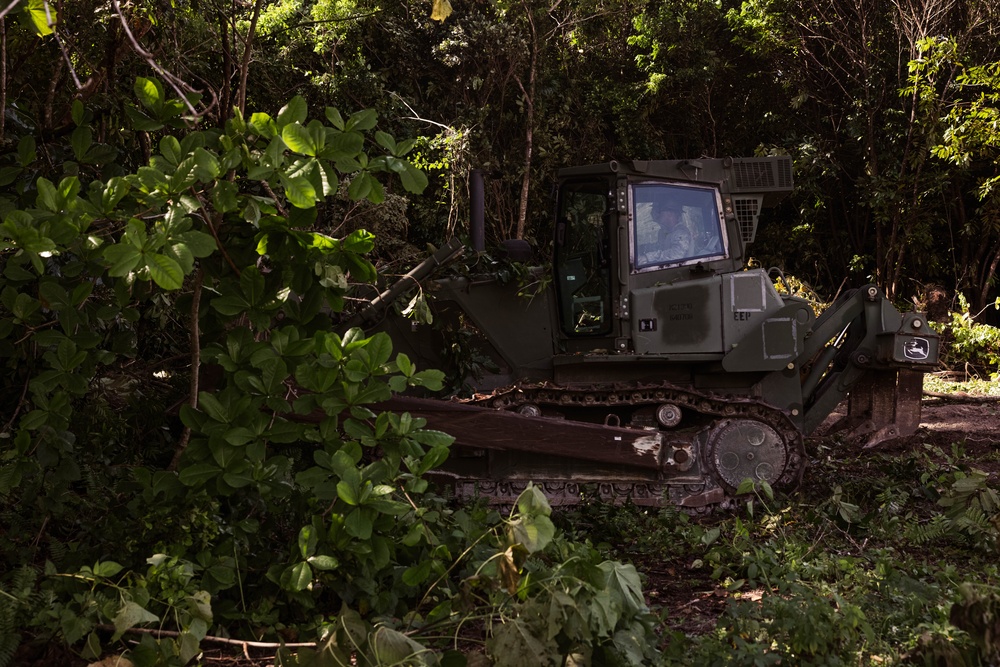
[555,184,612,336]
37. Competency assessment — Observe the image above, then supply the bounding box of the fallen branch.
[95,624,316,650]
[923,391,1000,404]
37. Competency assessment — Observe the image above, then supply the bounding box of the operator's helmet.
[653,197,681,211]
[653,199,683,223]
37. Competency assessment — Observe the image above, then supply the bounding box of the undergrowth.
[930,294,1000,382]
[560,434,1000,665]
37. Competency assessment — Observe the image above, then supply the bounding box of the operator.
[639,202,694,264]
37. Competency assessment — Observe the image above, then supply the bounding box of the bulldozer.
[355,157,939,508]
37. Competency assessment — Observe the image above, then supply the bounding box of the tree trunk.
[515,4,538,242]
[0,17,5,144]
[219,2,233,121]
[236,0,264,116]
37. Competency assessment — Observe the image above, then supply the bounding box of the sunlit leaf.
[146,253,184,290]
[282,123,317,156]
[281,562,312,592]
[345,109,377,132]
[23,0,56,36]
[280,173,317,209]
[277,96,308,128]
[430,0,453,22]
[134,77,165,115]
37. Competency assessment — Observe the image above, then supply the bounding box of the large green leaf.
[281,562,312,593]
[375,131,396,153]
[489,619,557,667]
[282,123,317,156]
[344,508,373,540]
[599,561,646,612]
[400,162,429,194]
[345,108,378,132]
[324,130,365,161]
[177,230,217,257]
[193,148,221,182]
[134,77,165,115]
[240,266,266,306]
[209,439,240,469]
[297,525,318,559]
[277,96,308,128]
[159,136,182,165]
[165,242,195,275]
[99,177,131,213]
[347,171,372,201]
[337,479,360,506]
[22,0,55,36]
[146,253,184,290]
[71,126,93,162]
[35,177,57,212]
[249,112,276,139]
[257,357,289,395]
[325,107,345,130]
[280,173,317,209]
[307,555,339,571]
[197,392,229,423]
[103,244,142,277]
[178,463,222,487]
[211,180,239,213]
[113,601,160,640]
[341,229,375,254]
[125,105,164,132]
[169,156,197,194]
[369,627,434,666]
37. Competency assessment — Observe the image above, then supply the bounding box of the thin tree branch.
[1,374,30,434]
[167,267,203,472]
[0,0,20,21]
[236,0,264,115]
[265,11,381,37]
[260,180,288,218]
[193,190,241,275]
[45,2,82,89]
[111,0,205,120]
[514,0,537,241]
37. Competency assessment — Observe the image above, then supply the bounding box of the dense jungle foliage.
[2,0,1000,665]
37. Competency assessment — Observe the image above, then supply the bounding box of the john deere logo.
[904,338,930,361]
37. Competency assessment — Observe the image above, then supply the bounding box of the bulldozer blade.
[825,369,923,447]
[375,394,672,471]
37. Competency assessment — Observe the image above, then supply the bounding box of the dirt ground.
[863,396,1000,475]
[916,397,1000,445]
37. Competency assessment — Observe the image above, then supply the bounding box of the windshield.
[632,182,726,271]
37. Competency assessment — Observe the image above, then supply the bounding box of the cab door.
[553,179,615,348]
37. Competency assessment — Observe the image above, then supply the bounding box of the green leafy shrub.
[0,78,659,666]
[932,293,1000,376]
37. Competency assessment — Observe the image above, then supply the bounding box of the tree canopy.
[3,0,1000,300]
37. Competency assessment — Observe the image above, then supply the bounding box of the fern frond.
[908,514,951,544]
[0,632,20,667]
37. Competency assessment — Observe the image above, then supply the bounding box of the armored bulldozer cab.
[553,159,791,354]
